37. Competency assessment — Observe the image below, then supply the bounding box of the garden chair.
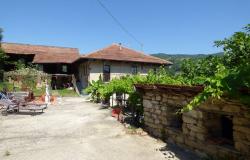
[0,92,47,115]
[0,92,19,114]
[18,102,47,114]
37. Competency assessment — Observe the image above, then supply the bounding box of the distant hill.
[151,52,223,74]
[152,52,223,60]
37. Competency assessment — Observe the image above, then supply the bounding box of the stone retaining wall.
[136,84,250,160]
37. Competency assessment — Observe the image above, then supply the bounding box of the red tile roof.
[82,44,172,65]
[1,42,80,63]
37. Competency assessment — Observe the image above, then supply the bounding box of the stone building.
[135,84,250,160]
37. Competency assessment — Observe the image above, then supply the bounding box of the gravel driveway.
[0,97,200,160]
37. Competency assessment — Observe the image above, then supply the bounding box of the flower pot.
[112,107,121,117]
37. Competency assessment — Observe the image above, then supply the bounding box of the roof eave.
[32,61,73,64]
[80,57,172,65]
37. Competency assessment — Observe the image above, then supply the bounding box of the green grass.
[51,89,79,97]
[0,82,78,97]
[34,88,78,97]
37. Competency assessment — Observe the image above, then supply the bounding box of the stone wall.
[136,84,250,160]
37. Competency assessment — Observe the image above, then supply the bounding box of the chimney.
[118,43,122,50]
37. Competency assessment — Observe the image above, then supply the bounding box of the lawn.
[51,89,79,97]
[0,82,78,97]
[33,88,79,97]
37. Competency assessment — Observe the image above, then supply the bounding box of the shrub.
[4,67,50,91]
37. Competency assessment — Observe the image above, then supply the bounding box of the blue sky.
[1,0,250,54]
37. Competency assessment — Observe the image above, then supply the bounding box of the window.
[205,113,234,146]
[103,65,110,82]
[167,106,183,130]
[62,65,68,73]
[131,65,138,75]
[38,64,43,71]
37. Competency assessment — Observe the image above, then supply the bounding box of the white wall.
[89,61,103,82]
[79,60,161,88]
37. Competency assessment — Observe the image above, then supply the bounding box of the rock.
[155,119,161,125]
[161,106,167,111]
[143,95,151,100]
[246,134,250,141]
[186,124,207,134]
[234,126,250,134]
[152,114,158,119]
[196,133,206,141]
[221,105,241,113]
[184,110,203,119]
[162,97,168,102]
[144,112,151,117]
[182,115,197,124]
[155,109,161,115]
[152,100,159,105]
[159,116,167,122]
[156,95,162,101]
[145,92,154,97]
[233,117,250,126]
[144,117,154,123]
[143,99,152,108]
[167,99,176,106]
[235,141,250,153]
[244,112,250,119]
[200,103,221,111]
[182,126,190,135]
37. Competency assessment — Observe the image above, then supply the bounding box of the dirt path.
[0,97,200,160]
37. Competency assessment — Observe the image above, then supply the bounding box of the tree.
[182,24,250,111]
[0,28,3,42]
[0,28,9,67]
[180,55,222,84]
[216,24,250,103]
[0,28,9,80]
[215,24,250,68]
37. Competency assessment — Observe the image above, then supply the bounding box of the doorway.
[103,65,110,82]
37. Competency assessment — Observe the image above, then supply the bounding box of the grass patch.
[0,82,78,97]
[33,88,78,97]
[51,89,78,97]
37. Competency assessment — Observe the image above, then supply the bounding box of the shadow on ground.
[1,110,44,116]
[157,143,202,160]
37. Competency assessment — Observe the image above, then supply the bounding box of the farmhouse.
[2,42,80,74]
[1,42,171,90]
[77,44,172,88]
